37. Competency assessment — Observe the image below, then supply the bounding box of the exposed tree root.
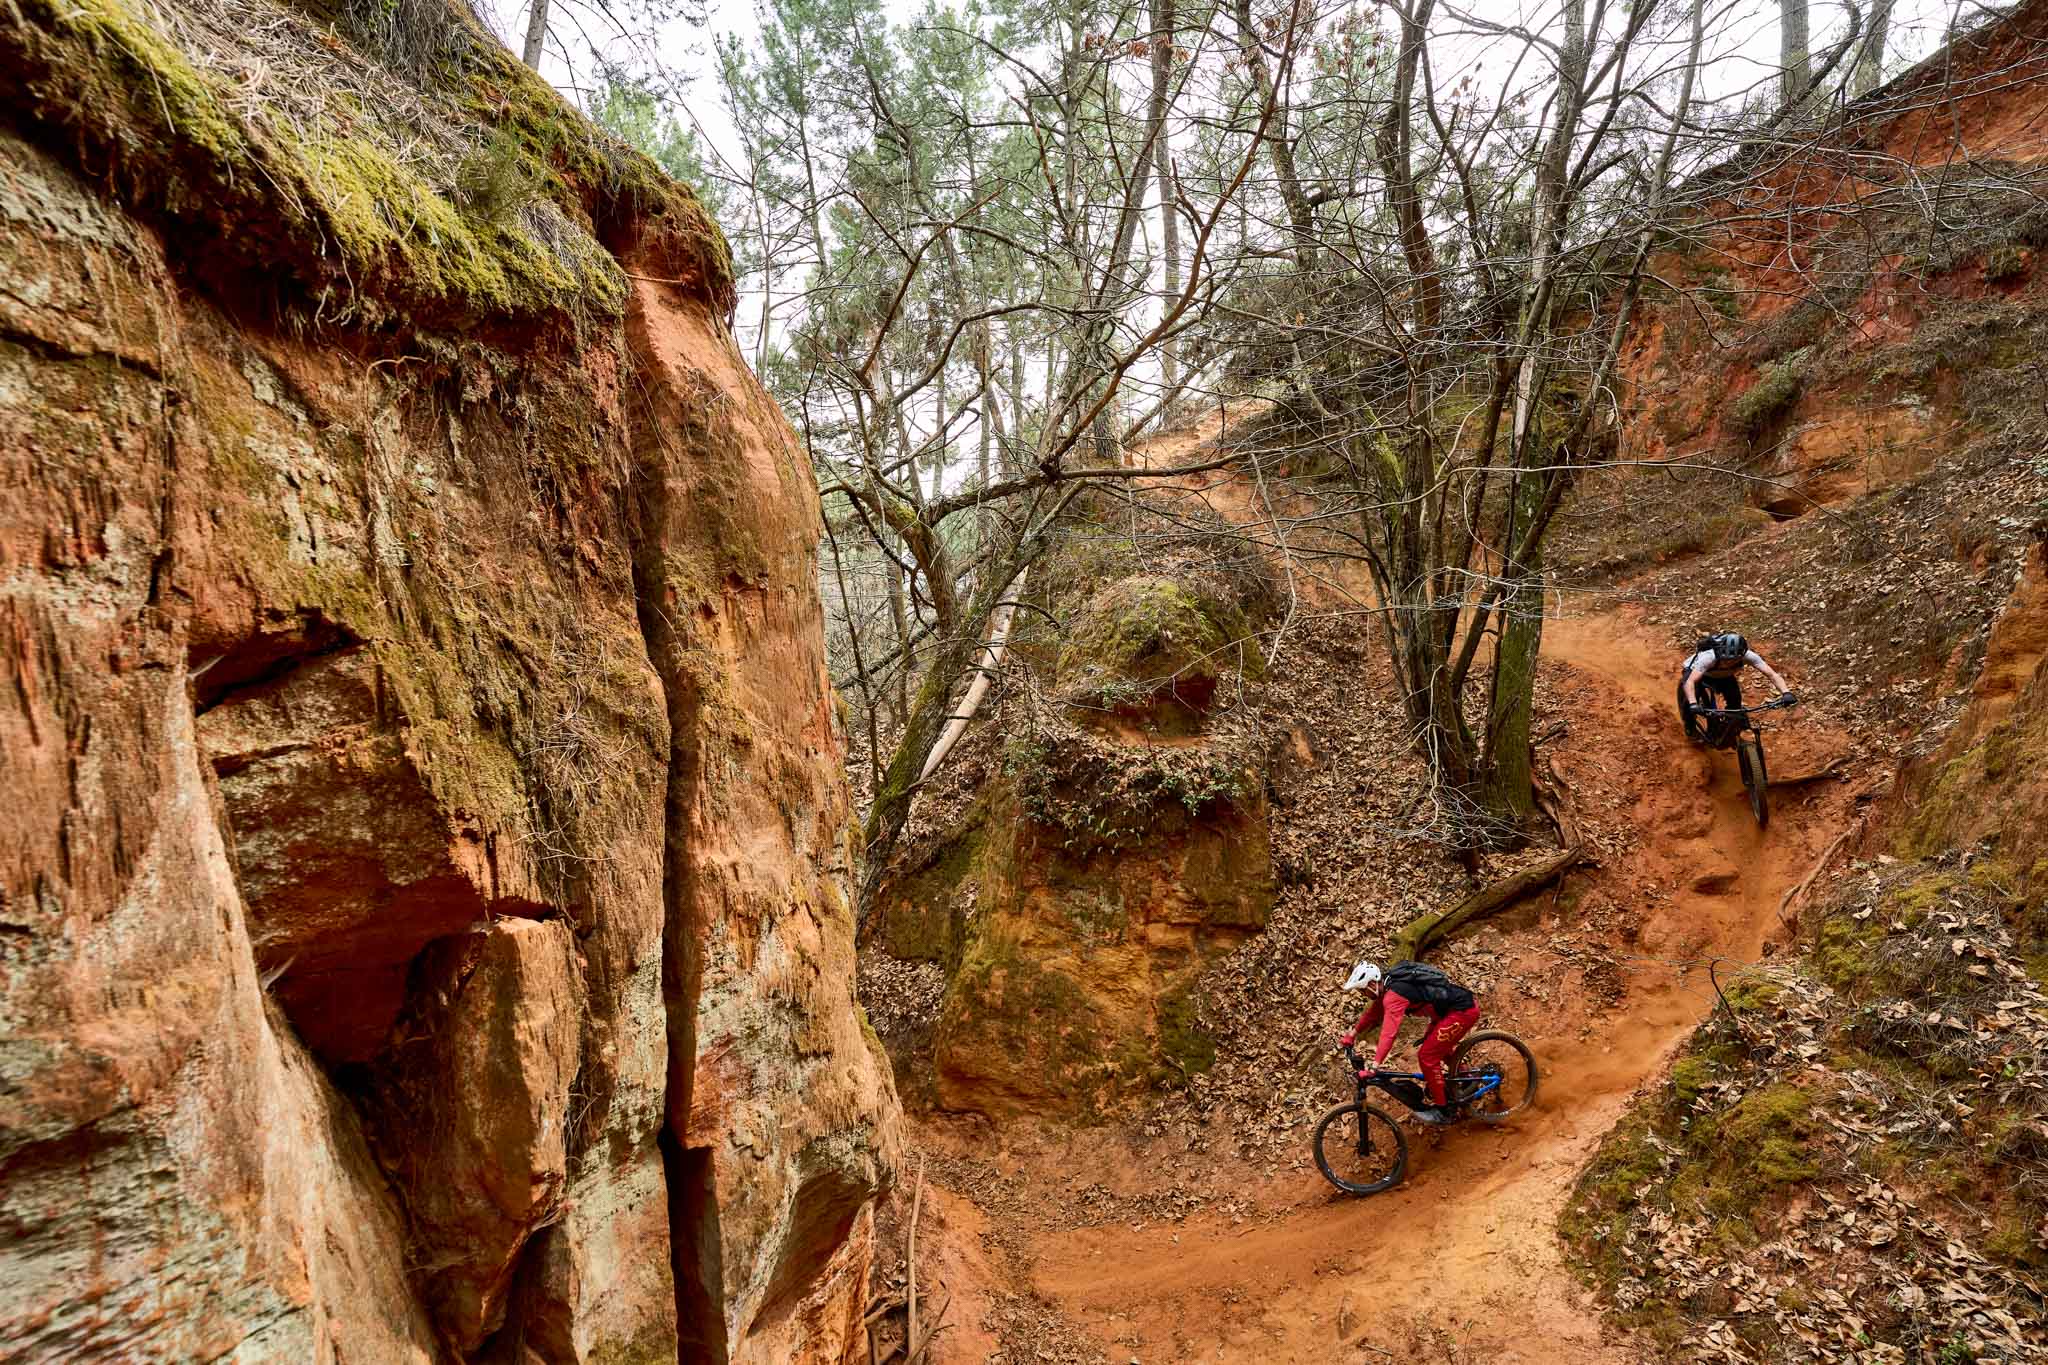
[1776,823,1858,930]
[1767,754,1849,789]
[1533,751,1586,849]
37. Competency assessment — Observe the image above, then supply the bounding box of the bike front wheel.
[1312,1102,1408,1195]
[1737,734,1769,828]
[1450,1030,1540,1123]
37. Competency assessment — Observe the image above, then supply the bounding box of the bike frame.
[1694,694,1796,750]
[1341,1046,1503,1112]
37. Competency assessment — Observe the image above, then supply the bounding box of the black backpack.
[1385,961,1475,1014]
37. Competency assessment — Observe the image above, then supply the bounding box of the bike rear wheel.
[1450,1030,1540,1123]
[1312,1102,1407,1195]
[1737,734,1769,828]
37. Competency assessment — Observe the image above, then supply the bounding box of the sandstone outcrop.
[1610,1,2048,522]
[876,546,1277,1118]
[1895,536,2048,862]
[0,2,896,1361]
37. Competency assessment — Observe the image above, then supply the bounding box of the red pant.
[1417,1006,1482,1105]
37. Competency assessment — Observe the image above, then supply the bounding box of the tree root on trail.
[1534,752,1586,849]
[1776,823,1858,931]
[1767,754,1849,789]
[1389,845,1585,962]
[868,1157,951,1365]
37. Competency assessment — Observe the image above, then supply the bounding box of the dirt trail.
[921,590,1858,1363]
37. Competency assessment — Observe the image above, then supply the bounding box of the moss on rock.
[1057,574,1261,726]
[1726,352,1807,439]
[1153,977,1217,1079]
[2,0,727,331]
[878,814,986,968]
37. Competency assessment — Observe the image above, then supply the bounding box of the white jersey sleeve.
[1685,649,1765,676]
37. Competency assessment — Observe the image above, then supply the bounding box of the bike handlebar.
[1695,694,1799,717]
[1339,1044,1390,1076]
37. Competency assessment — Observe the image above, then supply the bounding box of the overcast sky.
[471,0,1978,388]
[477,0,1971,178]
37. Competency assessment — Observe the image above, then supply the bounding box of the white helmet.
[1342,959,1383,992]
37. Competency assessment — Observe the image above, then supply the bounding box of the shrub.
[456,126,541,227]
[1727,355,1807,439]
[1985,243,2031,284]
[1698,270,1746,320]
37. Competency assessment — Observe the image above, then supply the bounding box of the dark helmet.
[1713,632,1748,662]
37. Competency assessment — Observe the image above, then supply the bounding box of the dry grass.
[163,0,467,180]
[340,0,470,76]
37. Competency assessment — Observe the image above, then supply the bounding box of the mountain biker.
[1336,960,1481,1126]
[1679,632,1795,742]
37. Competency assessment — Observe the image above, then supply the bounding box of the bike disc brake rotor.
[1459,1064,1505,1110]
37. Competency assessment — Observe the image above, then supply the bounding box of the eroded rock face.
[929,777,1274,1117]
[1610,6,2048,514]
[1896,538,2048,859]
[877,558,1278,1120]
[0,2,895,1361]
[200,648,550,1063]
[366,919,585,1351]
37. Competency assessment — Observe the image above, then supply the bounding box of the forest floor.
[859,411,1896,1364]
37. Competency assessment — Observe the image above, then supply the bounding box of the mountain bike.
[1312,1033,1540,1195]
[1693,694,1798,829]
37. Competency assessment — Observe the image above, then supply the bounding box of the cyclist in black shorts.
[1679,632,1794,741]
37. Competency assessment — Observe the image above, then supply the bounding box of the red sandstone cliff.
[0,1,898,1361]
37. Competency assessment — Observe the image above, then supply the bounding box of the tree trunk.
[751,190,775,372]
[1481,480,1545,835]
[917,569,1025,785]
[1853,0,1894,97]
[878,504,913,724]
[823,516,884,801]
[1151,0,1182,391]
[1478,0,1582,839]
[521,0,549,68]
[932,369,948,502]
[1008,336,1028,475]
[1388,846,1582,962]
[1778,0,1811,109]
[976,344,994,550]
[859,556,1032,922]
[1229,0,1318,275]
[1375,0,1443,330]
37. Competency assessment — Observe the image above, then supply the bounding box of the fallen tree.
[1389,845,1585,962]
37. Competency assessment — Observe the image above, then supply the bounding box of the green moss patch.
[1057,573,1263,726]
[1726,353,1807,440]
[1153,979,1217,1080]
[878,811,987,967]
[1005,726,1260,856]
[5,0,727,330]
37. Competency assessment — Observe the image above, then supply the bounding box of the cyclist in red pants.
[1337,959,1482,1126]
